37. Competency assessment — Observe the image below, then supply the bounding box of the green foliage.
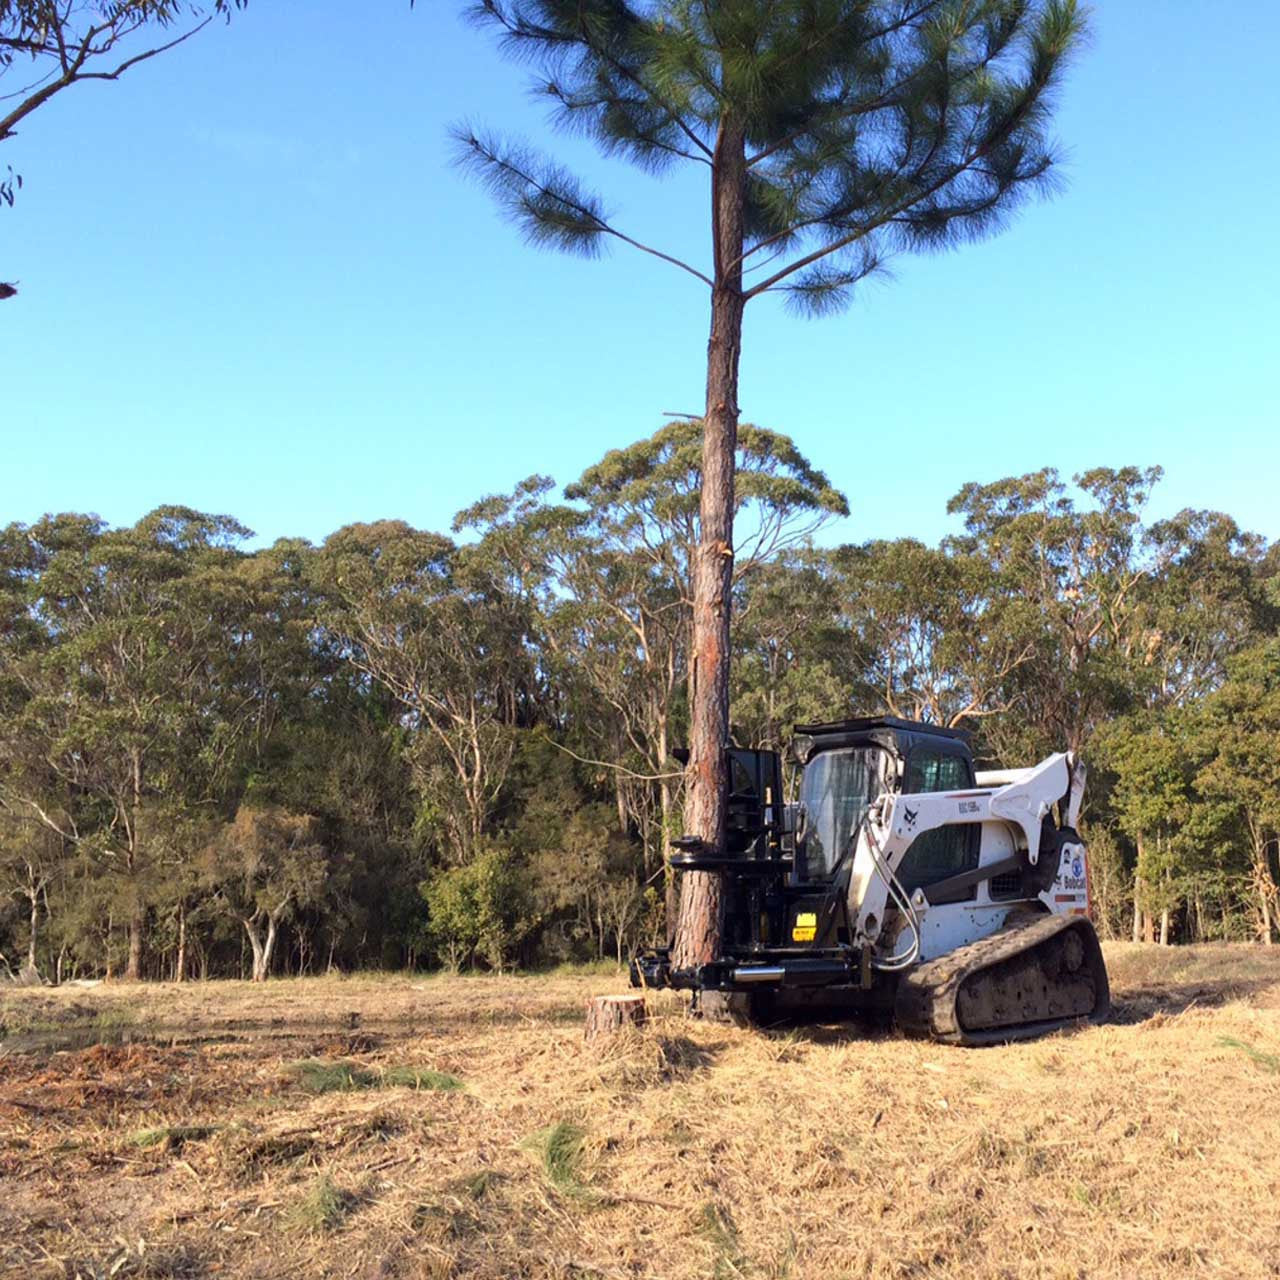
[697,1201,749,1279]
[1,443,1276,975]
[462,0,1088,312]
[287,1059,381,1093]
[421,843,537,972]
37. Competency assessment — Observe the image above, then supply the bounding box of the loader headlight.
[792,734,814,764]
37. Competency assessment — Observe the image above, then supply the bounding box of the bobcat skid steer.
[631,716,1110,1045]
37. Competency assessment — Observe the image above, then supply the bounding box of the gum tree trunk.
[125,750,145,981]
[175,901,187,982]
[673,119,746,972]
[127,909,145,981]
[244,917,267,982]
[27,888,38,972]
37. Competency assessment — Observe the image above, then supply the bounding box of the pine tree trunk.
[673,118,746,973]
[1159,908,1170,946]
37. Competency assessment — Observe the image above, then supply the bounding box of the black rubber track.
[895,912,1111,1046]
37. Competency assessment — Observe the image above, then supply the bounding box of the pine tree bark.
[673,118,746,972]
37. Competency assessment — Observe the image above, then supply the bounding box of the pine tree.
[459,0,1088,970]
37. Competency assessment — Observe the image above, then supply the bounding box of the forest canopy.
[2,422,1278,980]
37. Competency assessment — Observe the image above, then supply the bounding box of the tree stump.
[584,994,647,1042]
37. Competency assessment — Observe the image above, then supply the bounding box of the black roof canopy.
[791,715,971,763]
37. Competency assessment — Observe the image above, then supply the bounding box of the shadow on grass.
[1109,976,1280,1024]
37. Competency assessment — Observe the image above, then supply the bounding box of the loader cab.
[792,717,979,893]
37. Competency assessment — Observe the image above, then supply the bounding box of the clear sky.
[2,2,1278,551]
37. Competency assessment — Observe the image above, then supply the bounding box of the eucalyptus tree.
[205,805,329,980]
[731,549,851,755]
[0,507,257,978]
[465,421,845,933]
[461,0,1088,966]
[0,1,244,147]
[310,520,538,866]
[1197,642,1280,944]
[558,420,844,861]
[1,1,246,292]
[945,467,1164,760]
[826,537,1035,734]
[1139,509,1270,708]
[0,814,62,973]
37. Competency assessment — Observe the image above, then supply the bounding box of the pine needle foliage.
[523,1119,590,1197]
[460,0,1089,314]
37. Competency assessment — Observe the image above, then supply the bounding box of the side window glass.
[905,750,969,793]
[898,749,977,897]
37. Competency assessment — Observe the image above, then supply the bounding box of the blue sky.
[2,1,1278,550]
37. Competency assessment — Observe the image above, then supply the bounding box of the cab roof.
[794,715,968,741]
[792,715,971,762]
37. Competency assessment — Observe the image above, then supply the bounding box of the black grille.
[989,871,1023,899]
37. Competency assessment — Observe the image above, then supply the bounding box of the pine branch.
[454,128,712,284]
[474,0,715,160]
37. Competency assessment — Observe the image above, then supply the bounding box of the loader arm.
[848,754,1074,964]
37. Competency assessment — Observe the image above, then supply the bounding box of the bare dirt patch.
[2,947,1279,1279]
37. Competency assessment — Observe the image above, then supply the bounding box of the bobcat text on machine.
[632,716,1110,1045]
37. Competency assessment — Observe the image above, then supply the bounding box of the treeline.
[2,423,1278,981]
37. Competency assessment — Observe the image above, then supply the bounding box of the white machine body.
[847,753,1092,965]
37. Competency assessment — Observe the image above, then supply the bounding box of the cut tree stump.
[584,994,647,1042]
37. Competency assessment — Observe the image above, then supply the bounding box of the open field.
[2,945,1279,1280]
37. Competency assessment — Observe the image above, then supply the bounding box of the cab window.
[797,747,886,881]
[904,750,970,794]
[897,747,978,898]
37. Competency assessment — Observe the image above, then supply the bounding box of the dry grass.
[1,945,1279,1279]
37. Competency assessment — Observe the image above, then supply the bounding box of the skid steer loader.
[631,716,1110,1045]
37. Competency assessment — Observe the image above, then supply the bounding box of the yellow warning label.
[792,911,817,943]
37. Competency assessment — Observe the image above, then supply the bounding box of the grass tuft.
[286,1058,379,1092]
[1217,1035,1280,1073]
[525,1120,588,1197]
[285,1058,463,1093]
[287,1174,353,1233]
[130,1124,216,1150]
[697,1201,748,1278]
[380,1064,463,1091]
